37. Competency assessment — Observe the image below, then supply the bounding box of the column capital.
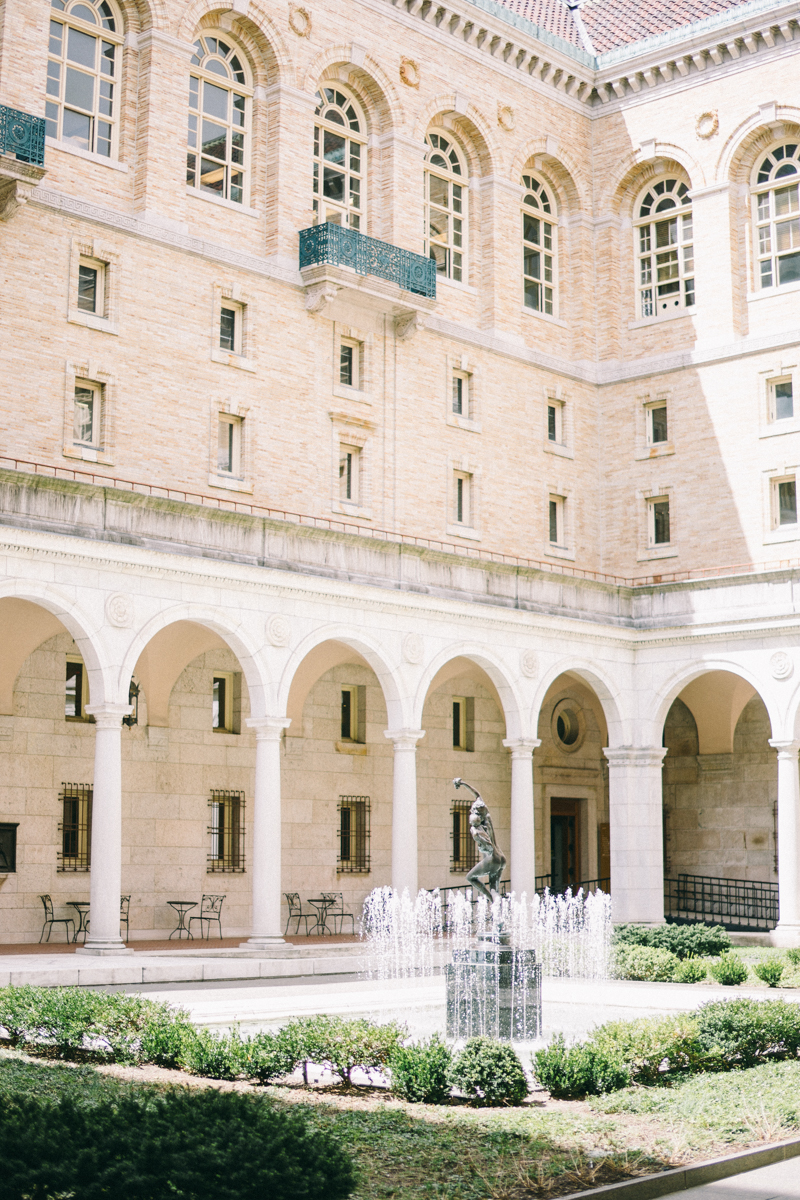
[604,745,667,768]
[503,738,541,757]
[85,703,132,729]
[384,728,425,750]
[769,738,800,758]
[246,716,291,740]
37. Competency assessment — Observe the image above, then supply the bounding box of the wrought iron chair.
[39,895,75,944]
[187,894,225,940]
[321,892,355,935]
[283,892,313,935]
[120,895,131,941]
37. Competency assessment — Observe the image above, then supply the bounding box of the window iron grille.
[207,791,245,873]
[337,795,370,873]
[664,873,778,931]
[450,798,478,872]
[0,104,46,165]
[299,223,436,299]
[58,784,92,872]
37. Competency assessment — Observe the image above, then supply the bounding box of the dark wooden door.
[550,798,581,892]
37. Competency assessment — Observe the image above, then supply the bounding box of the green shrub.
[615,923,731,960]
[244,1031,299,1085]
[696,998,800,1068]
[283,1015,404,1086]
[785,948,800,967]
[590,1014,701,1084]
[0,1088,355,1200]
[137,1005,195,1068]
[449,1037,528,1107]
[532,1035,629,1098]
[179,1027,253,1080]
[0,986,160,1063]
[675,958,707,984]
[614,945,679,982]
[389,1034,452,1104]
[709,952,749,986]
[754,958,787,988]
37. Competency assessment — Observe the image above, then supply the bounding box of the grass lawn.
[4,1048,800,1200]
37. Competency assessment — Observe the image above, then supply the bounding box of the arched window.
[425,132,466,282]
[635,178,694,318]
[313,88,366,230]
[522,174,556,316]
[46,0,122,157]
[753,143,800,289]
[187,35,252,205]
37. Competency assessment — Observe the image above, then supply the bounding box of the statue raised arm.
[453,777,507,902]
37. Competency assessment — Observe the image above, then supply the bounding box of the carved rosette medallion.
[402,632,424,664]
[266,614,291,648]
[289,4,311,38]
[696,110,719,139]
[771,651,793,680]
[105,592,134,628]
[520,650,538,679]
[497,104,515,132]
[400,57,420,88]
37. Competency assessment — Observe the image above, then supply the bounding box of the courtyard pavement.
[673,1157,800,1200]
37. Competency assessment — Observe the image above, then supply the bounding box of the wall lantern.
[122,679,140,728]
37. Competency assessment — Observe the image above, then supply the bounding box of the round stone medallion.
[266,614,291,648]
[771,651,793,680]
[105,592,133,628]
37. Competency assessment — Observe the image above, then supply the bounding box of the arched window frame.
[521,174,557,317]
[46,0,123,159]
[312,87,367,231]
[187,33,254,207]
[752,142,800,290]
[425,131,467,283]
[634,177,694,319]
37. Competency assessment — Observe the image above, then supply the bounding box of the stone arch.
[412,643,525,739]
[114,0,164,34]
[0,581,111,712]
[510,140,589,213]
[599,146,704,218]
[414,95,497,177]
[117,604,272,724]
[650,660,778,750]
[303,47,404,135]
[719,108,800,187]
[779,671,800,743]
[530,659,626,747]
[279,626,408,731]
[175,1,291,83]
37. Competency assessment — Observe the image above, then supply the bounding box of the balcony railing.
[299,222,437,299]
[665,873,779,931]
[0,105,46,167]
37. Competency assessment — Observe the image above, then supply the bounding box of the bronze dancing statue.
[453,778,507,901]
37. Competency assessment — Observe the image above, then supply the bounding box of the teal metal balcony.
[0,105,46,167]
[299,222,436,299]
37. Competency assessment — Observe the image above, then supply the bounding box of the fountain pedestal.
[445,944,542,1040]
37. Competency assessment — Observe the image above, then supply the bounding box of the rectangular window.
[58,784,92,872]
[0,823,19,873]
[649,405,668,444]
[220,306,237,351]
[339,444,360,504]
[452,696,474,751]
[451,798,478,872]
[651,498,671,544]
[73,382,101,448]
[208,790,245,872]
[452,372,470,417]
[549,495,565,545]
[339,339,360,389]
[454,472,471,525]
[212,673,234,731]
[78,260,104,315]
[65,660,86,719]
[337,795,370,873]
[217,416,241,476]
[779,479,797,526]
[547,401,564,445]
[773,379,794,421]
[340,685,366,743]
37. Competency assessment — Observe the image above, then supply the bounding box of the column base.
[239,936,287,948]
[771,924,800,948]
[76,940,134,956]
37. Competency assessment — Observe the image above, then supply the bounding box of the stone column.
[503,738,540,897]
[242,717,291,947]
[688,182,737,345]
[384,729,425,896]
[769,740,800,946]
[78,704,132,955]
[603,747,667,925]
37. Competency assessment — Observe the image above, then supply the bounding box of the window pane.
[203,80,228,120]
[212,677,226,728]
[776,381,794,420]
[201,119,226,160]
[775,185,799,217]
[523,215,540,245]
[524,249,541,281]
[341,689,352,739]
[651,406,668,443]
[78,265,97,312]
[430,244,448,275]
[429,210,448,242]
[340,344,353,386]
[323,129,345,165]
[776,218,800,253]
[778,252,800,286]
[549,500,558,543]
[524,280,541,310]
[653,501,670,544]
[73,387,94,443]
[322,166,345,203]
[217,421,233,472]
[65,661,82,718]
[62,107,92,149]
[428,175,448,207]
[200,158,225,193]
[65,66,95,111]
[67,25,96,68]
[220,307,236,351]
[779,480,797,525]
[548,405,557,441]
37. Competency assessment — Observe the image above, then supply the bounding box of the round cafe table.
[67,901,91,944]
[306,897,335,935]
[167,900,197,940]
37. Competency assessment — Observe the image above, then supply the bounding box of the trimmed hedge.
[0,1088,355,1200]
[282,1015,404,1086]
[390,1034,452,1104]
[709,952,749,986]
[614,945,680,982]
[449,1037,529,1107]
[532,1035,629,1099]
[615,923,731,960]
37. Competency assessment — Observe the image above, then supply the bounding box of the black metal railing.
[0,105,46,166]
[665,873,779,931]
[299,222,437,298]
